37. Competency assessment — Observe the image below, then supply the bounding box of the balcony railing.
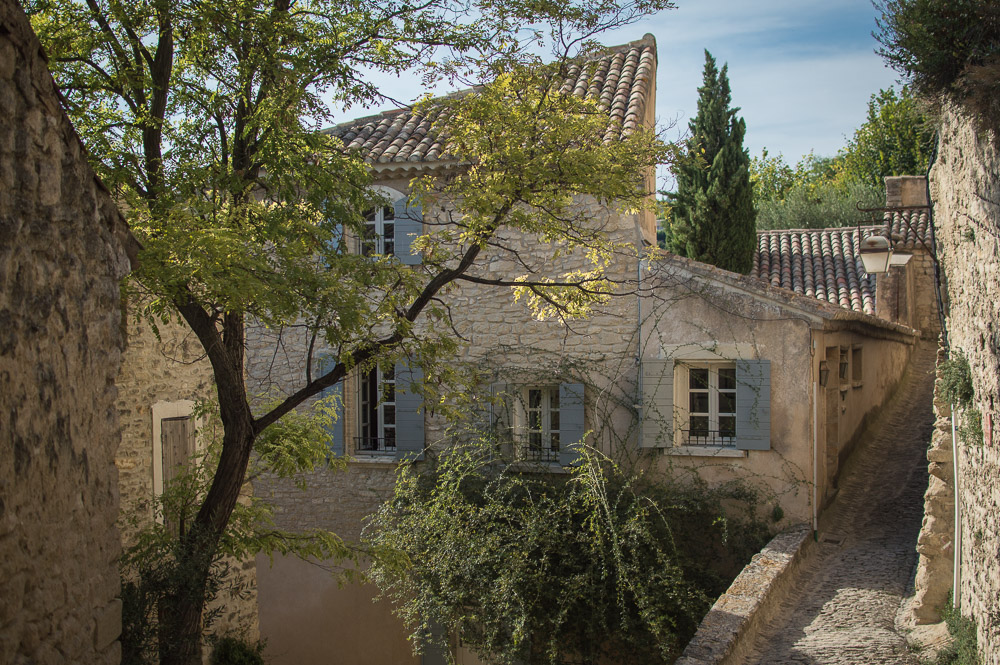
[682,428,737,448]
[355,436,396,455]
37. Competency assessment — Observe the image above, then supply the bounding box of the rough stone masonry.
[0,1,136,663]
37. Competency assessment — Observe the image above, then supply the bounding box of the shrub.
[210,636,267,665]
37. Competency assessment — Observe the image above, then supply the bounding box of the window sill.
[348,454,399,466]
[508,460,568,474]
[663,446,746,458]
[852,381,863,389]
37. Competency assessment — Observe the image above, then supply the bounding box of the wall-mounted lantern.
[860,235,892,274]
[819,361,830,387]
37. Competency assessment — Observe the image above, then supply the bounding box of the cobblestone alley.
[744,342,937,665]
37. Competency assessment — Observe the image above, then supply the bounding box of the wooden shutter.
[557,383,585,466]
[641,359,673,448]
[395,362,425,461]
[317,355,344,456]
[393,197,423,265]
[161,416,195,489]
[736,359,771,451]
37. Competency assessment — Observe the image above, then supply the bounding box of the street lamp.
[859,235,892,274]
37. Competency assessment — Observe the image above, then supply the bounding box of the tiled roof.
[329,35,657,165]
[751,210,932,317]
[883,208,931,250]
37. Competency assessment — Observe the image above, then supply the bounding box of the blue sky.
[328,0,900,180]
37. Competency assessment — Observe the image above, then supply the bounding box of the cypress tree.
[666,51,756,274]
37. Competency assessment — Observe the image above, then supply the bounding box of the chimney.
[884,175,928,208]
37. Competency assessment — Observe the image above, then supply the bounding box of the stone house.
[248,34,938,665]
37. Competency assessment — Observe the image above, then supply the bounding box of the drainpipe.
[952,405,962,610]
[637,256,644,449]
[813,369,819,541]
[812,333,819,541]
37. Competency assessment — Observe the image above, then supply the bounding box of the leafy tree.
[875,0,1000,123]
[750,85,933,232]
[27,1,671,662]
[664,50,755,273]
[750,151,882,230]
[838,87,935,188]
[366,442,771,665]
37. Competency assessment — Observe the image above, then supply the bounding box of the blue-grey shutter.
[736,359,771,451]
[641,359,673,448]
[558,383,585,466]
[393,197,423,265]
[317,355,344,456]
[395,362,425,461]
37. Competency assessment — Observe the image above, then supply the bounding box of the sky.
[327,0,902,182]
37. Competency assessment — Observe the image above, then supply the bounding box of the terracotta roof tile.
[328,35,657,165]
[751,211,932,316]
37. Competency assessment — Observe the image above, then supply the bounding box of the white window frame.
[357,364,396,455]
[511,386,561,462]
[360,186,405,257]
[675,362,737,448]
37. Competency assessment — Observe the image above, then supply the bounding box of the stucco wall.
[0,1,133,662]
[918,104,1000,663]
[642,264,915,526]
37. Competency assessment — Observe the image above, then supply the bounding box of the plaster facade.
[0,1,135,662]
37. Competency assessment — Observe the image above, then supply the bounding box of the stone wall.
[916,103,1000,663]
[0,1,135,662]
[674,526,813,665]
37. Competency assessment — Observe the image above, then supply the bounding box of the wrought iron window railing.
[682,428,737,448]
[355,436,396,455]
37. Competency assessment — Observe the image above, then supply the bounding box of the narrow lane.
[745,342,936,665]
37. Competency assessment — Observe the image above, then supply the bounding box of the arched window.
[360,186,423,265]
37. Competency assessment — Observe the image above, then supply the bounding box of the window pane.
[719,392,736,414]
[384,427,396,448]
[689,392,709,414]
[550,432,560,452]
[720,416,736,438]
[528,389,541,409]
[718,367,736,390]
[550,389,559,410]
[383,405,395,426]
[550,410,560,431]
[690,416,709,436]
[529,431,541,447]
[383,205,394,220]
[689,368,708,389]
[529,410,541,431]
[383,222,394,256]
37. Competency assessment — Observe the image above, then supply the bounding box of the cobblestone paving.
[745,342,936,665]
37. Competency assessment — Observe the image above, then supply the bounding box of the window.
[151,400,198,527]
[493,383,585,464]
[355,190,423,265]
[358,364,395,455]
[851,346,863,385]
[641,357,771,452]
[521,386,561,462]
[683,363,737,447]
[362,204,395,256]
